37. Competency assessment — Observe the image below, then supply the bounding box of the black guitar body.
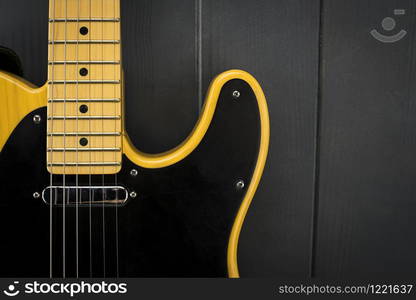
[0,79,260,277]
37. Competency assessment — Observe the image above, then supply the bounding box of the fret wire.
[48,80,120,84]
[48,148,121,152]
[48,162,121,167]
[49,40,120,44]
[48,132,121,136]
[48,99,120,102]
[48,116,121,120]
[49,18,120,22]
[49,61,120,64]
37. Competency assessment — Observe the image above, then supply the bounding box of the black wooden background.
[0,0,415,278]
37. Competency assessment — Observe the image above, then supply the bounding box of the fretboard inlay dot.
[79,138,89,147]
[79,26,89,35]
[79,105,88,114]
[79,68,88,76]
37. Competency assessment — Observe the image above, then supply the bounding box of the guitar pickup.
[41,186,129,206]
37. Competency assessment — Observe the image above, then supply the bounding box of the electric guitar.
[0,0,269,278]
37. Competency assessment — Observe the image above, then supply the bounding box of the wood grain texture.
[315,0,416,278]
[121,0,200,154]
[49,0,120,19]
[201,0,320,276]
[0,0,49,87]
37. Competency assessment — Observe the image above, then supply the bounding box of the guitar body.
[0,70,269,277]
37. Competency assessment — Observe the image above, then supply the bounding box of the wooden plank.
[121,0,200,153]
[202,0,320,276]
[315,0,416,278]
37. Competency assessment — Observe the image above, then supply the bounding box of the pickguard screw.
[130,191,137,198]
[236,180,245,190]
[33,115,41,124]
[130,169,138,176]
[232,90,241,99]
[33,192,41,199]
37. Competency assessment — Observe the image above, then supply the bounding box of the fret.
[49,44,121,61]
[49,80,120,84]
[50,18,120,22]
[50,22,120,40]
[48,163,121,167]
[48,99,120,103]
[48,148,121,152]
[49,61,120,65]
[49,40,120,44]
[47,136,122,148]
[48,64,121,80]
[48,116,121,120]
[48,132,121,136]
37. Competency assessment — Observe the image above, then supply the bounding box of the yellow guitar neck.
[47,0,122,175]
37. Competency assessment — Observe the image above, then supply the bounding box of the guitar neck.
[47,0,122,175]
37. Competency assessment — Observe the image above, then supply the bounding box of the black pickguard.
[0,79,260,277]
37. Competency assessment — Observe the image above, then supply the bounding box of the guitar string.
[49,0,57,279]
[88,0,93,277]
[114,0,120,278]
[76,0,80,279]
[63,0,68,278]
[101,0,106,277]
